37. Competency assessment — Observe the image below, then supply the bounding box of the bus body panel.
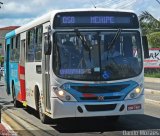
[5,30,26,102]
[4,39,11,94]
[50,95,144,119]
[25,62,42,109]
[19,32,27,102]
[49,74,144,119]
[5,31,16,95]
[9,62,20,98]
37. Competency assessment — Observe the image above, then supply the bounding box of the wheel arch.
[34,83,41,111]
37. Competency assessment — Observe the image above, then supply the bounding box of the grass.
[144,73,160,78]
[144,69,160,78]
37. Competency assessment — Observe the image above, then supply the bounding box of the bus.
[4,9,149,123]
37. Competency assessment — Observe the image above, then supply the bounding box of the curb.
[3,110,29,131]
[0,121,13,136]
[1,121,17,136]
[2,110,55,136]
[2,111,33,136]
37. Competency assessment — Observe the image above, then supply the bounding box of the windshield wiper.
[74,29,91,51]
[74,28,93,61]
[107,28,121,50]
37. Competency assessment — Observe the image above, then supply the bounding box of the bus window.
[10,37,16,62]
[35,26,43,61]
[123,36,133,57]
[27,29,35,62]
[15,35,20,62]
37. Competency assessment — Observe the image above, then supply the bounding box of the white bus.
[5,9,149,123]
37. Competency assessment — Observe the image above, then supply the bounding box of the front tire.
[38,94,49,124]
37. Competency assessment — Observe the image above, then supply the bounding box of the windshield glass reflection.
[53,31,142,81]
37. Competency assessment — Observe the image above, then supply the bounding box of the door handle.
[36,65,42,74]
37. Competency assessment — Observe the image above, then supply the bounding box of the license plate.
[127,104,141,111]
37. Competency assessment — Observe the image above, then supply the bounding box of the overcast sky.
[0,0,159,27]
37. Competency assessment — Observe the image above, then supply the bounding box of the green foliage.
[0,55,4,63]
[144,69,160,78]
[144,73,160,78]
[147,32,160,48]
[139,11,160,35]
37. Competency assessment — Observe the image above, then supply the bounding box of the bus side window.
[15,35,20,62]
[10,37,16,62]
[10,38,13,61]
[35,26,43,61]
[26,29,35,62]
[123,36,133,57]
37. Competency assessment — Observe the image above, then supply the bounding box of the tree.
[147,32,160,48]
[0,55,4,66]
[139,11,160,35]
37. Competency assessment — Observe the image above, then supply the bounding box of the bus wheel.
[12,85,21,108]
[38,94,49,124]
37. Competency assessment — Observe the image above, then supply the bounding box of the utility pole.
[0,105,2,123]
[156,0,160,5]
[0,1,3,8]
[90,0,96,8]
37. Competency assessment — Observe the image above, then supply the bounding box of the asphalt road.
[144,82,160,91]
[0,85,160,136]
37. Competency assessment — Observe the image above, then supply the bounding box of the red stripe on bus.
[18,64,26,101]
[19,65,25,74]
[20,80,26,101]
[83,93,96,98]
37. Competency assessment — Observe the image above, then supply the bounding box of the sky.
[0,0,160,28]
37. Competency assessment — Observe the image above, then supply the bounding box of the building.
[0,26,19,66]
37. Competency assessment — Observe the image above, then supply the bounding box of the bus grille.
[71,84,129,94]
[85,104,117,112]
[80,96,121,101]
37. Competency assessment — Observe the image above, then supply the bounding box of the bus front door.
[42,23,51,112]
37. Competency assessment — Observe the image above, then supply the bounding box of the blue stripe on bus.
[5,31,16,95]
[9,62,20,97]
[61,81,139,102]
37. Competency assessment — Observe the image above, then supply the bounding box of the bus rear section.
[5,32,26,107]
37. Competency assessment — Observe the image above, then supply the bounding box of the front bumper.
[50,95,144,119]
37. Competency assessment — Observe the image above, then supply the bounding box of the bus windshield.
[53,31,142,81]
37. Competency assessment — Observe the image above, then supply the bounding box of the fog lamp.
[65,95,71,101]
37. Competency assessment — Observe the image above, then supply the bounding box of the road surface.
[144,82,160,91]
[0,85,160,136]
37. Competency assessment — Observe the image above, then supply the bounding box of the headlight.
[125,87,143,100]
[53,87,77,102]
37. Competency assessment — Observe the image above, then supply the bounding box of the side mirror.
[44,33,51,55]
[142,36,149,58]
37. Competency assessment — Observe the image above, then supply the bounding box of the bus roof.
[5,8,136,39]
